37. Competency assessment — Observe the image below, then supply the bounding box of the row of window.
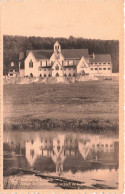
[39,67,76,71]
[90,62,111,65]
[92,144,113,148]
[9,69,18,72]
[38,73,76,77]
[90,67,111,70]
[29,60,78,69]
[39,69,51,71]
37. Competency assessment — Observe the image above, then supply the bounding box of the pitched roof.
[26,49,89,60]
[63,65,76,68]
[89,54,112,63]
[61,49,89,59]
[26,50,53,60]
[39,66,52,68]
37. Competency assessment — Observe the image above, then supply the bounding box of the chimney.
[93,53,95,59]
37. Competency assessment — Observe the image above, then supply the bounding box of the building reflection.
[3,131,119,176]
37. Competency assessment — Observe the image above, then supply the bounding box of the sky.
[1,0,123,40]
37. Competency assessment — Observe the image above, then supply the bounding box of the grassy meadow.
[3,80,119,131]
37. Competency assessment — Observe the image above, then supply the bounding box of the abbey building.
[8,41,112,78]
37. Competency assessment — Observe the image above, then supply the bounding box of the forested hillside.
[3,35,119,75]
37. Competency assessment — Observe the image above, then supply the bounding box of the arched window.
[68,73,71,76]
[55,65,59,70]
[73,73,76,77]
[48,74,51,77]
[40,74,42,77]
[29,60,33,68]
[64,73,67,77]
[30,73,33,77]
[44,74,46,77]
[56,73,59,77]
[40,61,42,67]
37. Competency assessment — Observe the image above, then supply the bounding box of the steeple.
[54,41,61,53]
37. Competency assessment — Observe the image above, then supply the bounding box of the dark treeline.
[3,35,119,75]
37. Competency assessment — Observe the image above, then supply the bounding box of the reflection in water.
[3,130,119,188]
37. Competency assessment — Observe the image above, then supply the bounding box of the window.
[90,68,93,70]
[44,74,46,77]
[55,65,59,70]
[40,61,42,67]
[10,70,13,72]
[103,63,106,64]
[39,74,42,77]
[99,68,102,70]
[99,63,101,64]
[10,74,13,76]
[67,61,69,66]
[48,74,51,77]
[73,73,76,77]
[64,73,66,76]
[56,72,59,77]
[30,150,34,158]
[68,73,71,76]
[44,69,46,71]
[29,60,33,68]
[95,63,97,64]
[15,70,18,72]
[95,68,98,70]
[103,68,106,70]
[108,63,110,64]
[108,68,111,70]
[62,61,64,66]
[46,61,47,66]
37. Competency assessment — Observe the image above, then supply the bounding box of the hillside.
[3,35,119,74]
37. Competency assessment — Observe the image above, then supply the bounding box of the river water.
[3,130,119,189]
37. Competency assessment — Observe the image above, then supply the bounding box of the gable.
[25,51,37,62]
[50,52,64,61]
[77,57,89,68]
[52,60,62,69]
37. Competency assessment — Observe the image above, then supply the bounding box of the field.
[3,80,119,131]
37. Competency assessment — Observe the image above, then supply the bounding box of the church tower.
[54,41,61,53]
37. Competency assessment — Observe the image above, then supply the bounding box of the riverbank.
[4,118,118,134]
[3,168,118,189]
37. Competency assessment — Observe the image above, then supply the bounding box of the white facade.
[89,63,112,76]
[25,52,39,77]
[18,41,112,78]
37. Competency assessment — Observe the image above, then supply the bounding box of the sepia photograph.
[1,0,124,192]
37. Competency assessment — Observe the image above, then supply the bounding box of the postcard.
[0,0,124,193]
